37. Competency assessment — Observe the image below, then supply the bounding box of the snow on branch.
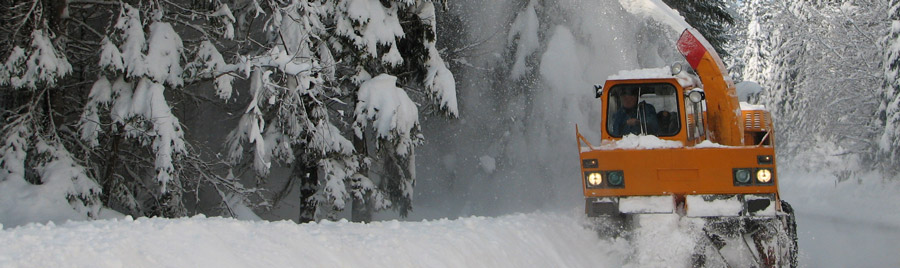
[99,37,125,72]
[354,74,420,156]
[115,4,147,79]
[420,3,458,117]
[338,0,406,66]
[226,68,271,176]
[507,0,540,80]
[0,124,30,184]
[32,138,102,217]
[145,21,185,87]
[78,77,113,147]
[3,30,72,90]
[191,41,235,100]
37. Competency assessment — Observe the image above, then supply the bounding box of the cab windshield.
[607,83,680,137]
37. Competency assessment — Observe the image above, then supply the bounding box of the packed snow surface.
[0,213,626,268]
[2,170,900,267]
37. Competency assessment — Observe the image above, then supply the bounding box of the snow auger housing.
[577,29,797,267]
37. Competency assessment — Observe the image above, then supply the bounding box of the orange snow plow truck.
[577,29,797,267]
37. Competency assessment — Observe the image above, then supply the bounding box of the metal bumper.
[586,194,778,217]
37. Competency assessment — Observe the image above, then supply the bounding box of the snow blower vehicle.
[576,29,798,267]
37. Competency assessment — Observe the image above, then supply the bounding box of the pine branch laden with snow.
[335,0,407,67]
[3,0,265,219]
[0,124,30,184]
[98,5,191,192]
[190,41,235,100]
[1,30,72,90]
[78,77,112,147]
[420,2,459,117]
[114,4,147,79]
[32,138,102,217]
[0,118,102,226]
[315,154,391,220]
[314,0,457,218]
[507,0,540,81]
[354,74,421,157]
[145,22,185,87]
[1,0,458,224]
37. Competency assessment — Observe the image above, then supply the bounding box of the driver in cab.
[611,87,659,136]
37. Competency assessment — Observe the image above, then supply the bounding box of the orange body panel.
[678,29,744,146]
[692,53,744,146]
[579,146,777,197]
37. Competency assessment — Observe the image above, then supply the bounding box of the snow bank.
[0,213,625,268]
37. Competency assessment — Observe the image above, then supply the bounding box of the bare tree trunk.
[351,133,372,223]
[351,193,373,223]
[297,161,318,223]
[100,125,121,206]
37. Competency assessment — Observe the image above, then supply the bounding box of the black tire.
[782,200,799,268]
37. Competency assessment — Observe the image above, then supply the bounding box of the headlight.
[607,171,624,186]
[688,90,705,103]
[670,62,684,75]
[756,169,772,183]
[734,169,751,184]
[586,172,602,187]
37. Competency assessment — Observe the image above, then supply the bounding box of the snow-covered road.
[1,169,898,267]
[781,170,900,267]
[0,212,627,268]
[797,211,900,267]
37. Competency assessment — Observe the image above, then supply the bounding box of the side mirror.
[594,84,603,98]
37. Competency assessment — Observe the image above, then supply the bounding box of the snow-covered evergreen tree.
[1,0,457,223]
[879,0,900,174]
[662,0,736,57]
[744,0,889,172]
[330,0,457,219]
[739,0,773,86]
[219,0,457,222]
[0,0,101,222]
